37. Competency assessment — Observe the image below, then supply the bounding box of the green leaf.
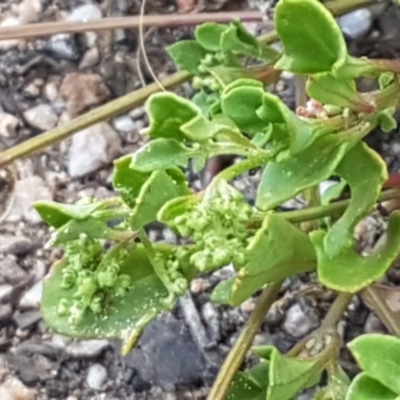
[221,214,316,306]
[131,168,191,229]
[131,138,189,172]
[157,194,201,225]
[113,155,150,208]
[307,73,374,113]
[312,211,400,293]
[323,142,387,258]
[321,180,346,206]
[221,80,266,134]
[143,92,201,141]
[227,361,269,400]
[345,373,397,400]
[167,40,206,74]
[33,201,104,228]
[254,345,325,400]
[41,243,172,340]
[348,334,400,395]
[256,130,361,211]
[274,0,347,74]
[194,22,228,52]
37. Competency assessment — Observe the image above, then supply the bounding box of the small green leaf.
[157,194,200,225]
[167,40,206,74]
[41,244,171,340]
[312,211,400,293]
[33,201,104,228]
[256,130,360,211]
[254,345,325,400]
[274,0,347,74]
[143,92,201,141]
[227,361,269,400]
[194,22,228,52]
[131,138,189,172]
[324,142,387,258]
[131,168,191,229]
[345,373,397,400]
[348,334,400,395]
[307,73,374,113]
[113,155,150,208]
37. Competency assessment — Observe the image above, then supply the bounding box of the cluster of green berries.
[57,236,132,326]
[192,52,225,92]
[173,185,253,272]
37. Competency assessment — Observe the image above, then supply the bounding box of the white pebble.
[68,4,102,22]
[112,115,136,133]
[24,104,58,131]
[19,280,43,309]
[0,112,19,138]
[338,9,372,39]
[283,304,315,337]
[86,363,107,391]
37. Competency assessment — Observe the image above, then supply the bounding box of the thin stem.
[361,286,400,337]
[207,281,283,400]
[319,292,353,332]
[0,70,190,166]
[0,11,263,41]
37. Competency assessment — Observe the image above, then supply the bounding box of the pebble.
[49,34,79,60]
[79,47,100,69]
[112,115,137,133]
[0,17,24,51]
[86,363,107,391]
[14,310,42,329]
[16,0,42,24]
[6,176,53,223]
[0,376,37,400]
[240,298,256,313]
[338,9,372,39]
[0,303,12,320]
[0,284,13,302]
[0,235,34,255]
[202,302,221,343]
[0,258,29,285]
[23,104,58,131]
[0,113,19,138]
[364,312,385,334]
[44,81,59,102]
[283,303,318,338]
[67,4,103,22]
[60,73,110,115]
[67,122,121,177]
[19,280,43,309]
[65,339,110,358]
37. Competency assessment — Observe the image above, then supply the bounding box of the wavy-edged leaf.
[194,22,228,52]
[33,201,104,228]
[131,168,191,229]
[131,138,189,172]
[166,40,206,75]
[345,373,397,400]
[312,211,400,293]
[256,130,360,211]
[142,92,201,141]
[323,142,387,258]
[41,244,172,340]
[113,155,150,208]
[274,0,347,74]
[157,193,201,225]
[348,334,400,395]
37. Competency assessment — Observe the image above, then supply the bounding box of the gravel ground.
[0,1,400,399]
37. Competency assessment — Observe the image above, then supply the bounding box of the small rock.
[0,17,23,50]
[22,81,41,98]
[112,115,136,133]
[0,284,13,302]
[202,302,220,343]
[49,34,79,60]
[79,47,100,69]
[0,235,34,255]
[60,72,110,115]
[14,310,42,329]
[67,4,102,22]
[0,258,29,285]
[86,363,107,391]
[65,339,110,358]
[67,122,121,177]
[240,298,256,313]
[7,176,52,223]
[44,81,59,102]
[338,9,372,39]
[364,312,385,334]
[283,303,318,338]
[16,0,42,24]
[0,376,37,400]
[0,113,19,138]
[23,104,58,131]
[19,280,43,309]
[0,303,12,320]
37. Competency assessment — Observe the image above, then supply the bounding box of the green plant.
[33,0,400,398]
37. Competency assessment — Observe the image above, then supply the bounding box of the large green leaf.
[348,334,400,395]
[274,0,347,74]
[254,346,325,400]
[142,92,201,141]
[113,155,150,208]
[312,211,400,293]
[166,40,206,75]
[41,244,172,340]
[131,138,189,172]
[194,22,228,52]
[214,214,316,306]
[256,130,359,211]
[131,168,191,229]
[345,373,397,400]
[323,142,387,258]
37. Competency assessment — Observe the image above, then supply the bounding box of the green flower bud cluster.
[173,186,253,272]
[57,238,133,326]
[192,52,225,92]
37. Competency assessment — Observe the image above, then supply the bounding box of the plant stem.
[207,281,283,400]
[0,11,263,41]
[319,292,353,332]
[0,71,190,166]
[324,0,374,15]
[361,286,400,336]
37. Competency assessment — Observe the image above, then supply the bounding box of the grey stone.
[67,4,102,22]
[283,303,319,338]
[0,284,13,302]
[86,363,107,391]
[364,312,385,334]
[338,9,372,39]
[0,235,34,255]
[112,115,136,133]
[0,303,12,320]
[19,280,43,309]
[0,258,29,285]
[23,104,58,131]
[14,310,42,329]
[65,339,110,358]
[49,34,79,60]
